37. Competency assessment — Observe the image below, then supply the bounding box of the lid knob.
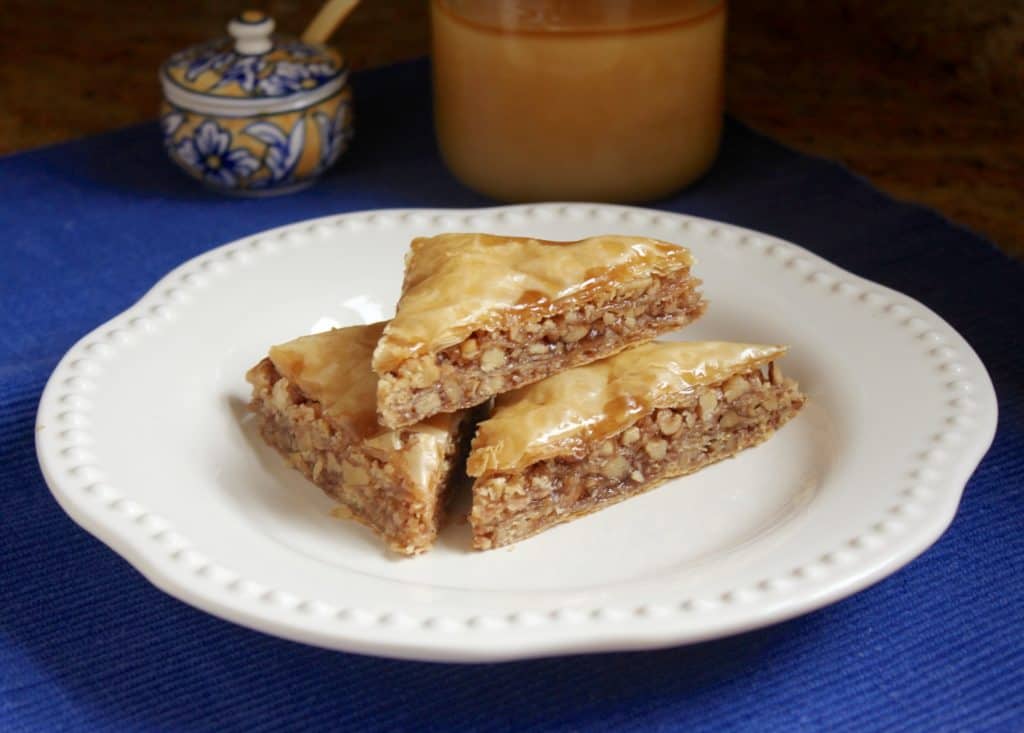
[228,11,275,55]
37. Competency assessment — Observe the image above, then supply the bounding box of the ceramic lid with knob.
[160,10,348,114]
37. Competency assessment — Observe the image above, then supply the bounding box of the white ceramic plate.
[36,204,997,662]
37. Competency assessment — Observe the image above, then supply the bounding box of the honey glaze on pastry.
[247,322,473,555]
[373,232,706,429]
[373,233,695,371]
[468,341,786,475]
[468,341,805,550]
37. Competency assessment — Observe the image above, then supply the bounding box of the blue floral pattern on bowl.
[243,118,306,186]
[173,121,261,188]
[160,87,353,196]
[313,100,355,174]
[159,12,352,196]
[163,36,345,100]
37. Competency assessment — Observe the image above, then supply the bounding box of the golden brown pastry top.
[266,322,461,493]
[467,341,787,476]
[372,233,695,373]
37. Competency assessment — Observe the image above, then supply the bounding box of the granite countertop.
[2,0,1020,257]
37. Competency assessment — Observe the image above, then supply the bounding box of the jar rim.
[432,0,725,35]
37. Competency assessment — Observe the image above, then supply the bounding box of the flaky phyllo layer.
[246,323,471,555]
[373,233,707,428]
[468,342,806,549]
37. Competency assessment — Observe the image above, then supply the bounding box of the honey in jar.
[431,0,727,202]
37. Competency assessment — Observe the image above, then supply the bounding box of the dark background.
[2,0,1022,257]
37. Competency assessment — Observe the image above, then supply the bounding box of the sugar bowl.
[159,11,353,195]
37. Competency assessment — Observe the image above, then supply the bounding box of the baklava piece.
[467,341,805,550]
[372,233,707,428]
[246,322,473,555]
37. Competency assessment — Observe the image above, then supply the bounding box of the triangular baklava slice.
[467,341,805,550]
[245,322,474,555]
[372,233,707,428]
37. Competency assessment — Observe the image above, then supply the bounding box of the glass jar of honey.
[431,0,726,202]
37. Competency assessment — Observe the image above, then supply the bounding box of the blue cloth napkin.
[2,61,1022,732]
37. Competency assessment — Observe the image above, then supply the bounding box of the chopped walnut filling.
[470,363,804,550]
[247,359,470,556]
[378,270,706,428]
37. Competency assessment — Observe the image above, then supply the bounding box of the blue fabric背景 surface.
[1,61,1022,732]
